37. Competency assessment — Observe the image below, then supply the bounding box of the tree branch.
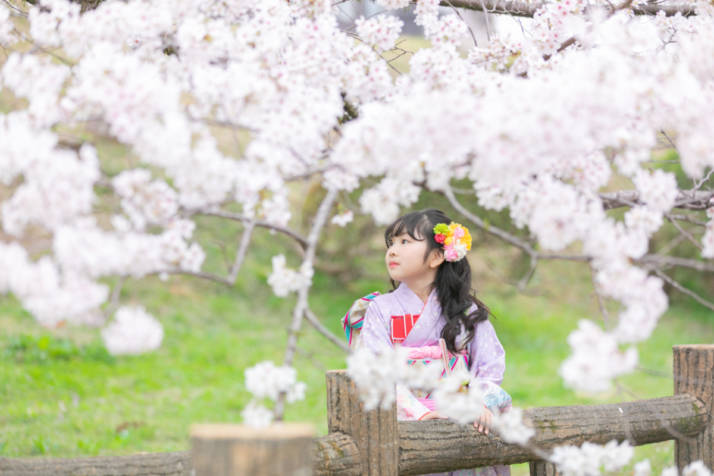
[638,254,714,273]
[191,209,308,250]
[443,185,537,257]
[441,0,697,17]
[305,307,349,352]
[664,212,703,250]
[276,188,338,419]
[600,190,714,210]
[652,268,714,312]
[227,220,254,283]
[442,185,591,265]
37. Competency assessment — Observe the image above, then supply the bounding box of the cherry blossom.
[242,361,306,427]
[101,306,163,355]
[267,255,314,298]
[490,407,535,445]
[355,15,403,52]
[549,440,634,476]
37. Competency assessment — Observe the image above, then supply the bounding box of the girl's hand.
[474,407,492,434]
[420,411,447,421]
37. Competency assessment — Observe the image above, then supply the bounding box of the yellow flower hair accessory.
[433,222,472,262]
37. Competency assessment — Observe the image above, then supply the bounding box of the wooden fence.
[1,344,711,475]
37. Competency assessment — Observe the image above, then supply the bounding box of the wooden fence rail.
[1,345,711,475]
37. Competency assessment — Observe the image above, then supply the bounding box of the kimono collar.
[395,282,438,312]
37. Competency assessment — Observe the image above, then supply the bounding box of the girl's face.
[385,232,442,285]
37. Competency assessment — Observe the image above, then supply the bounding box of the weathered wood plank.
[674,345,714,471]
[0,451,192,476]
[399,394,707,475]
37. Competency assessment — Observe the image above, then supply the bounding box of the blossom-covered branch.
[444,0,698,17]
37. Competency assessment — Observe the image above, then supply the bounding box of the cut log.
[314,432,362,475]
[399,394,707,475]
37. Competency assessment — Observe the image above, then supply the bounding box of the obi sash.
[404,342,470,399]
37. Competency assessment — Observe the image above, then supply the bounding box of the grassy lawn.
[0,233,711,476]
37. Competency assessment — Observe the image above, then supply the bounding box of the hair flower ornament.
[433,222,472,262]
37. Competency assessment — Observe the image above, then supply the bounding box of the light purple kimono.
[359,282,511,476]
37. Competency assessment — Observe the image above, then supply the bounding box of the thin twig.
[104,276,126,319]
[589,264,611,328]
[443,0,479,47]
[153,269,233,286]
[305,307,349,352]
[652,269,714,311]
[2,0,27,16]
[664,213,703,250]
[443,185,591,264]
[295,346,327,372]
[443,185,537,257]
[191,209,308,250]
[655,233,687,256]
[693,168,714,192]
[227,220,255,283]
[660,130,678,151]
[517,255,537,291]
[638,254,714,273]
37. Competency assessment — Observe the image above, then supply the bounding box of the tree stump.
[191,423,314,476]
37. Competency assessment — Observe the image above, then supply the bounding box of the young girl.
[343,208,511,476]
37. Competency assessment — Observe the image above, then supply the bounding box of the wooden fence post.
[529,461,559,476]
[326,370,399,475]
[191,423,314,476]
[673,345,713,471]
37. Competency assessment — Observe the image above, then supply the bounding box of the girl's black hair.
[384,208,490,354]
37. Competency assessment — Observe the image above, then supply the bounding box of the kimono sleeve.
[358,300,392,352]
[469,319,512,413]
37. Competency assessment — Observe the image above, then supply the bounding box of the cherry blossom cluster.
[347,345,442,410]
[0,0,711,412]
[101,306,164,355]
[549,440,634,476]
[242,361,306,427]
[267,255,314,298]
[355,15,403,52]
